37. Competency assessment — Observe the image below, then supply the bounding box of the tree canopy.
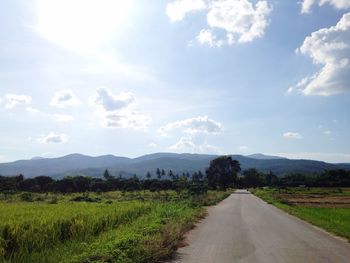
[206,156,241,190]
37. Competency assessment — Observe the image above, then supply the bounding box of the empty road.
[170,190,350,263]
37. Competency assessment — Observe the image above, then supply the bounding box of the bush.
[70,196,101,203]
[20,192,33,202]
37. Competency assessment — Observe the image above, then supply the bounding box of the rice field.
[0,190,231,262]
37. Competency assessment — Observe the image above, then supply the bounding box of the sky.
[0,0,350,163]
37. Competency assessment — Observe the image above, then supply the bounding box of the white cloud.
[103,111,151,129]
[167,0,272,46]
[166,0,206,22]
[170,136,196,151]
[37,132,68,144]
[53,114,75,122]
[301,0,350,14]
[206,0,272,43]
[198,141,221,154]
[169,136,221,153]
[91,87,136,111]
[159,115,223,134]
[4,94,31,109]
[293,13,350,96]
[148,142,157,148]
[196,29,223,47]
[50,90,81,108]
[283,132,304,139]
[239,145,249,151]
[323,130,332,135]
[91,87,151,130]
[26,107,40,113]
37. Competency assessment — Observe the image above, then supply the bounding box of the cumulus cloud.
[167,0,272,46]
[91,87,136,111]
[53,114,75,122]
[166,0,206,22]
[206,0,272,44]
[301,0,350,14]
[170,136,196,151]
[196,29,223,47]
[4,94,31,109]
[159,116,223,134]
[37,132,68,144]
[292,13,350,96]
[90,87,151,130]
[50,90,81,108]
[283,132,304,139]
[169,136,220,153]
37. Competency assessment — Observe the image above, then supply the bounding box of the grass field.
[0,190,231,263]
[251,187,350,241]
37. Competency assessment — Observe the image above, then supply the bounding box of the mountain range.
[0,153,349,178]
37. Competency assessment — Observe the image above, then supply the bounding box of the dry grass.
[277,194,350,208]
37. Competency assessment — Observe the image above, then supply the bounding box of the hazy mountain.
[247,153,286,160]
[337,163,350,170]
[0,153,348,178]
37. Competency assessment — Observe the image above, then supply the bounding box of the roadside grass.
[0,190,231,263]
[251,188,350,241]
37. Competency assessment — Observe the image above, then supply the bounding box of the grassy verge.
[251,188,350,241]
[1,190,231,263]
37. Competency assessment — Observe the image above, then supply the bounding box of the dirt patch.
[277,194,350,208]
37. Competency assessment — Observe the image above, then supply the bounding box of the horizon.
[1,0,350,163]
[1,151,349,164]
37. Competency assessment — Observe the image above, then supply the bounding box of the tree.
[156,168,161,180]
[103,169,113,180]
[146,171,152,179]
[206,156,241,190]
[265,171,278,186]
[169,170,174,180]
[242,168,265,188]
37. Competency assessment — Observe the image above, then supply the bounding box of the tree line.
[1,156,350,194]
[237,168,350,188]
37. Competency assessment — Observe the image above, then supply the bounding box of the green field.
[0,190,231,263]
[251,188,350,241]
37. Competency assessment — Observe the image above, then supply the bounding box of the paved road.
[170,190,350,263]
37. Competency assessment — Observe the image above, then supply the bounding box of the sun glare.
[36,0,134,52]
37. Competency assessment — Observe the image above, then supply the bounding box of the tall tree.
[103,169,113,180]
[242,168,264,188]
[206,156,241,190]
[156,168,161,179]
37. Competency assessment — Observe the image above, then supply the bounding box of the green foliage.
[20,192,33,202]
[0,190,231,263]
[206,156,241,190]
[0,200,151,259]
[242,168,266,188]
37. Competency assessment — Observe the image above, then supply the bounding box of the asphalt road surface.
[170,189,350,263]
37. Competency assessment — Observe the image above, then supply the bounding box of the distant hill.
[0,153,348,178]
[247,153,286,160]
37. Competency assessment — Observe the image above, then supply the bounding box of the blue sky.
[0,0,350,163]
